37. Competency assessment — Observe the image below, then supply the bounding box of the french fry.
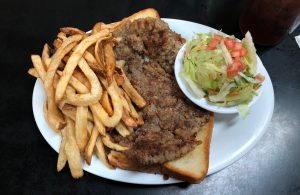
[123,91,144,125]
[61,103,93,122]
[65,118,83,179]
[55,29,111,102]
[121,70,146,108]
[57,31,66,40]
[31,55,46,82]
[93,39,106,74]
[72,69,91,90]
[84,125,99,165]
[90,106,106,136]
[100,90,113,116]
[95,137,114,169]
[53,38,63,51]
[92,22,104,34]
[102,134,129,151]
[28,68,39,78]
[114,73,124,86]
[90,80,123,127]
[57,127,67,172]
[65,58,102,106]
[103,41,116,85]
[60,27,85,36]
[115,122,131,137]
[42,43,51,69]
[75,106,88,153]
[121,111,137,127]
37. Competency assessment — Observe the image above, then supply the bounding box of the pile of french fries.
[28,22,146,178]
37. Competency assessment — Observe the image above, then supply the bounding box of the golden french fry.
[121,70,146,108]
[53,38,63,50]
[75,106,88,153]
[100,90,113,116]
[123,91,144,125]
[57,127,67,172]
[95,137,114,169]
[72,70,91,90]
[114,73,124,86]
[115,122,131,137]
[57,31,66,40]
[103,41,116,85]
[65,118,83,179]
[42,43,51,69]
[84,125,99,165]
[94,39,106,74]
[55,29,111,102]
[90,106,106,136]
[92,22,104,34]
[28,68,39,78]
[65,58,102,106]
[121,111,137,127]
[90,80,123,127]
[60,27,85,36]
[102,134,129,151]
[31,55,46,82]
[60,103,93,122]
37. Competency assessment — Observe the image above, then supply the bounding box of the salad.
[182,31,265,113]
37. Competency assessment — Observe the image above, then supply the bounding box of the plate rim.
[31,18,274,185]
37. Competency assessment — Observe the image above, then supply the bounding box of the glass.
[239,0,300,45]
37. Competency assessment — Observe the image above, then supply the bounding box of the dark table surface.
[1,0,300,194]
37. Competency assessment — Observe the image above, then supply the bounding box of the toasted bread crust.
[162,113,214,183]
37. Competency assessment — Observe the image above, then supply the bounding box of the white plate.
[32,18,274,185]
[175,43,263,114]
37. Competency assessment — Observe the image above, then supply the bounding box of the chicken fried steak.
[110,18,211,165]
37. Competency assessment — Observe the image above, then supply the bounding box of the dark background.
[0,0,300,194]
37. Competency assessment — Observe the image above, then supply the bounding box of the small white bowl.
[174,43,263,114]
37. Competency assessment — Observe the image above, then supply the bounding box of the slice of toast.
[163,113,214,183]
[108,114,214,183]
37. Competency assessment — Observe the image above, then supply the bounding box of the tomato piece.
[224,37,235,49]
[208,89,217,95]
[255,73,265,83]
[207,39,219,50]
[230,90,238,96]
[237,62,245,72]
[227,63,239,78]
[234,42,242,50]
[213,34,223,41]
[240,47,247,56]
[231,50,240,58]
[227,61,245,78]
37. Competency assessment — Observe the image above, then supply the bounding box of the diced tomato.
[234,56,241,62]
[240,47,247,56]
[207,38,219,50]
[255,73,265,83]
[224,37,235,49]
[237,62,245,72]
[231,50,240,58]
[227,63,239,78]
[230,90,238,96]
[227,61,245,78]
[208,89,217,95]
[213,34,223,41]
[234,42,242,50]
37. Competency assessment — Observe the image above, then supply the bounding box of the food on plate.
[28,8,214,183]
[182,31,265,112]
